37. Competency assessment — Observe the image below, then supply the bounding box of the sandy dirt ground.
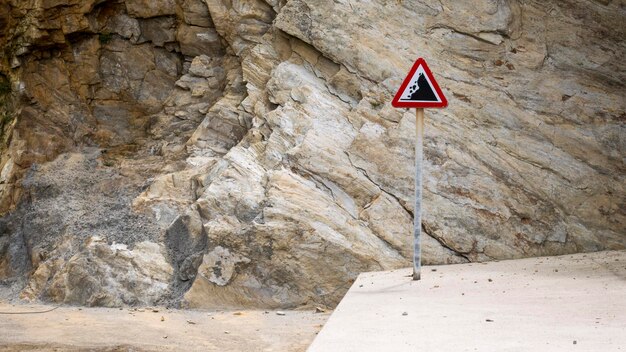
[0,304,329,351]
[309,250,626,352]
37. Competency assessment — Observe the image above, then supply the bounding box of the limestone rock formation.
[0,0,624,308]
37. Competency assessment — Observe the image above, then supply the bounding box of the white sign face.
[398,65,443,103]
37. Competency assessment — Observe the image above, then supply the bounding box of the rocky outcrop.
[0,0,624,308]
[21,236,173,306]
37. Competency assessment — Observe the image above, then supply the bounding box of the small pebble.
[573,340,577,345]
[486,319,494,322]
[402,312,408,316]
[276,311,286,316]
[160,316,165,322]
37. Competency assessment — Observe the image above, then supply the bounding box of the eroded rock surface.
[0,0,624,308]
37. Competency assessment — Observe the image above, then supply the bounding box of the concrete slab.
[308,250,626,352]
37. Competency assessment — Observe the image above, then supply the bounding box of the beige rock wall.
[0,0,624,308]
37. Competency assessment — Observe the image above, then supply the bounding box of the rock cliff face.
[0,0,624,308]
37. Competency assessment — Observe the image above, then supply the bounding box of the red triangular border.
[391,58,448,109]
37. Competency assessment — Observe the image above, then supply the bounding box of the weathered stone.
[189,55,225,79]
[181,0,213,27]
[204,0,276,56]
[21,237,173,306]
[103,12,141,42]
[197,246,251,286]
[138,17,177,46]
[176,75,209,92]
[0,0,624,310]
[125,0,177,18]
[176,24,223,57]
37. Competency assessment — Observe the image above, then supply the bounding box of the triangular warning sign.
[391,58,447,108]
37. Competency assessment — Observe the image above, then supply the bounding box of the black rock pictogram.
[403,73,437,101]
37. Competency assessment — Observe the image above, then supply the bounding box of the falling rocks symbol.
[391,58,447,108]
[404,73,437,101]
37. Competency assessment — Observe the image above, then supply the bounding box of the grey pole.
[413,108,424,280]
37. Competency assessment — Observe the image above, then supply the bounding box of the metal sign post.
[391,58,448,281]
[413,108,424,280]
